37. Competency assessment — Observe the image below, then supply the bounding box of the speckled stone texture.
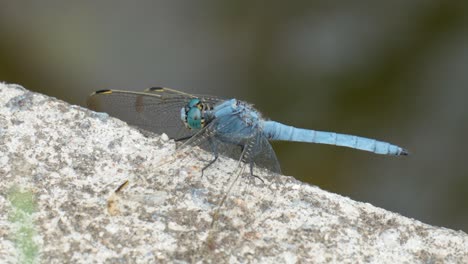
[0,83,467,263]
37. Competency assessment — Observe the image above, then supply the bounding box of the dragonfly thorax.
[180,98,214,130]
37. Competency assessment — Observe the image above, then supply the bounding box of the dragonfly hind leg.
[248,161,264,183]
[240,143,264,183]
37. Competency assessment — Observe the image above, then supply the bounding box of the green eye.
[187,107,203,129]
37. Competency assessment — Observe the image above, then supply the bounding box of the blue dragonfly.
[87,87,408,181]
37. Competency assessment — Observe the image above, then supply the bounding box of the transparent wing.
[87,87,227,140]
[143,86,197,98]
[87,88,192,140]
[209,132,280,230]
[248,132,281,174]
[144,87,225,106]
[88,86,280,174]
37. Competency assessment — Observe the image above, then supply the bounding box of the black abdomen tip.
[400,149,409,155]
[148,87,164,91]
[94,89,112,94]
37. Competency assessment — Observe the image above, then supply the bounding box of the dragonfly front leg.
[201,138,219,177]
[174,135,193,142]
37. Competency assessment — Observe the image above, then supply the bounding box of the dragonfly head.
[181,98,210,130]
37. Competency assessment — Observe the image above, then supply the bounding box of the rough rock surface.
[0,83,467,263]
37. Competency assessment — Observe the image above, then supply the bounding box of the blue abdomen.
[262,121,407,156]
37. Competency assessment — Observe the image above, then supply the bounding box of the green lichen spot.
[7,186,39,264]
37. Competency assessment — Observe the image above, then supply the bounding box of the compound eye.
[187,107,203,129]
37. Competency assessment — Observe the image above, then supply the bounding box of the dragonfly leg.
[201,155,218,177]
[241,140,264,183]
[201,138,218,177]
[249,161,264,183]
[174,135,193,142]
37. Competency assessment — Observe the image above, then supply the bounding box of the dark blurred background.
[1,1,467,232]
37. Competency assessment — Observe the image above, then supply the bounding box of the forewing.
[143,87,195,98]
[145,87,226,106]
[87,89,194,140]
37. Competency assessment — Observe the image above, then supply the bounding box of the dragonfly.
[88,87,407,177]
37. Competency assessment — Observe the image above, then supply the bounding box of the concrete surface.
[0,83,467,263]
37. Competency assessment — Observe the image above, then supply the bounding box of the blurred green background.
[1,1,467,232]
